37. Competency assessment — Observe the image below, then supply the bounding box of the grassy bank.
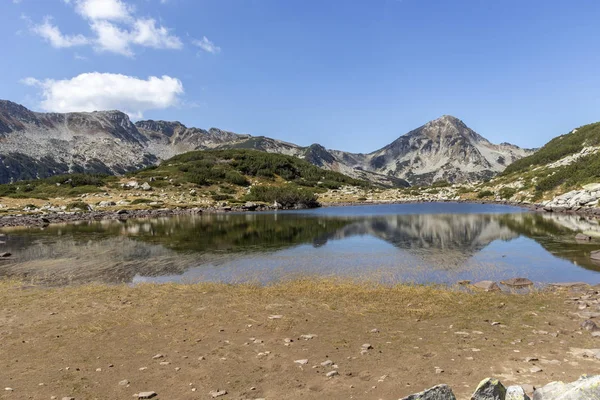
[0,279,597,399]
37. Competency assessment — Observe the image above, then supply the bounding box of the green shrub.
[431,180,450,188]
[130,198,153,205]
[244,185,319,208]
[212,194,233,201]
[66,201,90,211]
[477,190,494,199]
[498,187,517,199]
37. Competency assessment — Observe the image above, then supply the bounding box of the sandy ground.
[0,280,599,400]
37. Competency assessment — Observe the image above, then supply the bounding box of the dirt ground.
[0,280,599,400]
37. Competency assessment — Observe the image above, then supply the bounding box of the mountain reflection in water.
[1,203,600,286]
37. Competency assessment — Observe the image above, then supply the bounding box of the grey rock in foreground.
[400,384,456,400]
[506,385,531,400]
[532,375,600,400]
[471,378,506,400]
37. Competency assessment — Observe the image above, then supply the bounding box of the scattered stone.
[141,182,152,191]
[435,367,444,374]
[209,389,227,398]
[525,357,539,362]
[321,360,334,367]
[471,378,506,400]
[370,328,380,333]
[5,388,14,391]
[506,385,531,400]
[62,398,75,400]
[400,384,456,400]
[592,251,600,262]
[152,354,164,359]
[473,281,501,292]
[268,315,283,320]
[361,343,373,350]
[501,278,534,287]
[458,280,471,285]
[119,380,130,386]
[294,359,309,365]
[300,334,317,340]
[530,366,543,373]
[326,370,339,378]
[137,392,157,399]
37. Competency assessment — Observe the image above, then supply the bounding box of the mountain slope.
[0,100,531,186]
[497,121,600,193]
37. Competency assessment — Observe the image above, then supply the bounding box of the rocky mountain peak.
[135,120,186,137]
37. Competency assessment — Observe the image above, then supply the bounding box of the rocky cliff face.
[0,100,532,185]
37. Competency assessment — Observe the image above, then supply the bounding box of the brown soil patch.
[0,280,598,400]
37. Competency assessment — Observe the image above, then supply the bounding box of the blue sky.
[1,0,600,152]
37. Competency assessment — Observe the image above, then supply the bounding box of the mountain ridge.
[0,100,532,186]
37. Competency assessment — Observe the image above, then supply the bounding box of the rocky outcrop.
[402,376,599,400]
[541,183,600,212]
[0,100,531,186]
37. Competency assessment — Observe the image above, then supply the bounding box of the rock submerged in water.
[471,378,506,400]
[500,278,534,287]
[532,375,600,399]
[400,384,456,400]
[472,281,501,292]
[591,250,600,262]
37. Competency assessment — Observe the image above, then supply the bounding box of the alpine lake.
[2,202,600,287]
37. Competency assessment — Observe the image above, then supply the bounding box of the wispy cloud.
[28,0,182,57]
[192,36,221,54]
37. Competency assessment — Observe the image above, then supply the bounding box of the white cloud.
[90,20,134,56]
[30,16,89,48]
[21,72,184,118]
[73,0,133,22]
[29,0,183,57]
[131,18,182,49]
[193,36,221,54]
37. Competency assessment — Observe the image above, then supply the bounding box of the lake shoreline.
[0,198,599,228]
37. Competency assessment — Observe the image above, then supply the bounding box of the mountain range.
[0,100,533,186]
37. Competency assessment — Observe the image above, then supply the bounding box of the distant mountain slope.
[0,100,531,186]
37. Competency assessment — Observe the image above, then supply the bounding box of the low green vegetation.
[498,187,517,199]
[477,190,494,199]
[244,185,319,208]
[0,174,113,200]
[135,149,367,190]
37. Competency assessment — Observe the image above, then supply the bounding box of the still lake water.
[2,203,600,286]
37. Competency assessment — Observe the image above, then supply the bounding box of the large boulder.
[472,281,501,292]
[591,251,600,262]
[471,378,506,400]
[532,375,600,399]
[401,384,456,400]
[500,278,534,287]
[506,385,531,400]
